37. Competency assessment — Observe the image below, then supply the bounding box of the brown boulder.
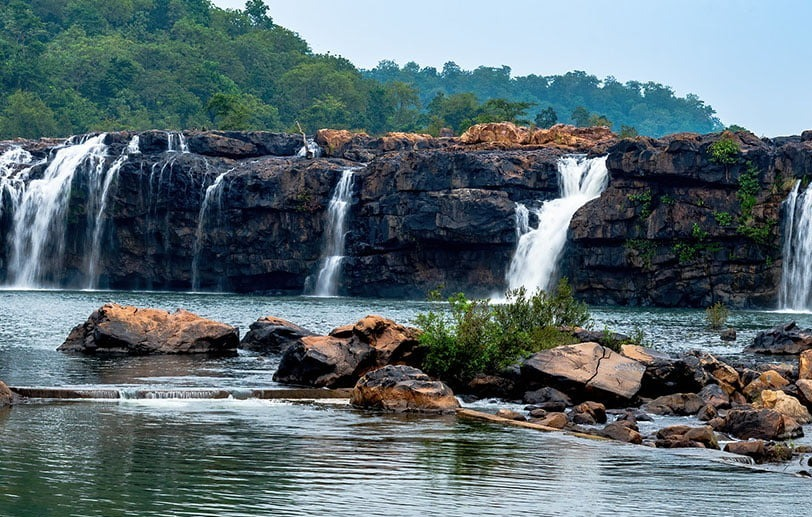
[742,370,789,401]
[600,421,643,444]
[350,365,459,413]
[274,335,375,388]
[796,379,812,406]
[459,122,531,146]
[495,409,526,421]
[239,316,315,354]
[315,129,369,157]
[0,380,13,407]
[459,123,616,153]
[522,342,646,401]
[698,384,731,409]
[755,389,812,424]
[645,393,705,416]
[619,344,671,365]
[531,412,568,429]
[720,409,804,440]
[571,401,607,424]
[350,315,422,366]
[656,425,719,449]
[800,350,812,380]
[58,303,239,355]
[724,440,766,460]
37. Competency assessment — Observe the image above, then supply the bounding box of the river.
[1,290,811,516]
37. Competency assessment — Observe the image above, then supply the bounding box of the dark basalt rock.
[746,322,812,355]
[239,316,316,354]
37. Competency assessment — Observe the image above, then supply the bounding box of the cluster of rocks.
[41,305,812,464]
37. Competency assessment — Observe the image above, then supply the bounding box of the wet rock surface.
[239,316,316,354]
[58,303,239,355]
[350,365,459,413]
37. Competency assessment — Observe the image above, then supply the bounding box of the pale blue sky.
[213,0,812,137]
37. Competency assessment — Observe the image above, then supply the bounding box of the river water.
[1,290,812,516]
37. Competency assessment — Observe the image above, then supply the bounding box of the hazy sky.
[212,0,812,137]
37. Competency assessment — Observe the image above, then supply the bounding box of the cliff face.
[0,124,810,308]
[565,132,811,308]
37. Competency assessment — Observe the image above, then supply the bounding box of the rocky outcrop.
[350,365,459,413]
[58,303,239,355]
[273,315,423,388]
[564,131,799,308]
[2,127,811,306]
[720,409,804,440]
[746,322,812,354]
[656,425,719,449]
[273,335,375,388]
[521,342,646,401]
[0,380,13,407]
[239,316,316,354]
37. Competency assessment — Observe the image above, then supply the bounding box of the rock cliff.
[1,124,810,307]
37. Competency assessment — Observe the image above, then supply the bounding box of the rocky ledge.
[58,303,239,355]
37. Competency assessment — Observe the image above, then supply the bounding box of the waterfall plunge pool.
[2,290,812,515]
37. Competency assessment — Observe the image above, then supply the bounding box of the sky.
[212,0,812,137]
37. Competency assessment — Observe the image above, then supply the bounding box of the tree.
[207,91,279,130]
[0,90,60,138]
[534,107,557,128]
[571,106,590,127]
[475,98,534,125]
[244,0,272,28]
[588,113,612,128]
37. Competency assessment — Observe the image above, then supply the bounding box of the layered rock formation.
[2,125,811,307]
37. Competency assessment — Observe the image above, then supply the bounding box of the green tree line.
[0,0,722,139]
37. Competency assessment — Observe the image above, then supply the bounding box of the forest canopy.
[0,0,723,139]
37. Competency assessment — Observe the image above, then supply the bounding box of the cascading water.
[167,131,189,153]
[778,180,812,310]
[191,168,234,291]
[7,135,109,287]
[0,147,34,220]
[312,167,358,296]
[297,138,322,158]
[506,155,608,292]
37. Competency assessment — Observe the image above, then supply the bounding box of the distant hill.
[0,0,722,139]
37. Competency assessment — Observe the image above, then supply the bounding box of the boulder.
[466,374,516,399]
[698,384,731,409]
[58,303,239,355]
[796,379,812,406]
[495,409,526,421]
[0,380,12,407]
[742,370,789,401]
[521,342,646,401]
[720,328,737,341]
[522,386,573,411]
[459,123,616,152]
[746,322,812,354]
[239,316,315,354]
[619,344,671,365]
[800,350,812,380]
[530,412,568,429]
[350,365,459,413]
[656,425,719,449]
[723,440,767,461]
[756,390,812,424]
[697,404,718,421]
[571,401,607,425]
[600,421,643,444]
[644,393,705,416]
[720,409,804,440]
[637,351,717,398]
[348,315,422,366]
[274,335,375,388]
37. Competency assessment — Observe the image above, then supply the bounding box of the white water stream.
[191,168,234,291]
[506,155,608,292]
[312,167,358,296]
[778,180,812,310]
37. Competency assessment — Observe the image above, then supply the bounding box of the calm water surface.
[1,290,812,516]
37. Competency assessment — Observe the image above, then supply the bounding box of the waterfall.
[85,135,140,289]
[778,180,812,310]
[7,135,109,287]
[191,168,234,291]
[506,155,608,292]
[312,167,358,296]
[0,147,34,220]
[167,131,189,153]
[297,138,322,158]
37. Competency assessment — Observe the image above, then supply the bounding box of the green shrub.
[415,280,589,387]
[708,136,739,165]
[706,301,729,330]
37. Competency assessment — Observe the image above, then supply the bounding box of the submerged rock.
[350,365,459,413]
[58,303,239,355]
[521,342,646,401]
[746,322,812,354]
[239,316,316,354]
